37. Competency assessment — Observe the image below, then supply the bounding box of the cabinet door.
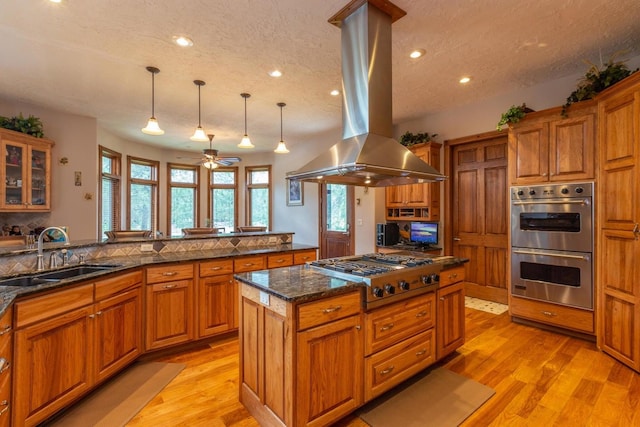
[296,314,363,427]
[94,287,143,382]
[385,185,407,207]
[508,122,550,184]
[145,280,194,350]
[13,306,93,426]
[436,281,465,359]
[27,146,51,210]
[548,113,595,181]
[1,140,27,209]
[198,274,234,337]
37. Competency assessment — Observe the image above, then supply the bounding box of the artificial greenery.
[496,103,530,130]
[399,131,438,147]
[0,113,44,138]
[562,54,638,116]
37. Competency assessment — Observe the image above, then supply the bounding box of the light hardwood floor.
[128,308,640,426]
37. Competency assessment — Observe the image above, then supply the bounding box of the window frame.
[245,165,272,230]
[98,145,121,240]
[207,166,238,233]
[126,155,160,233]
[166,162,200,236]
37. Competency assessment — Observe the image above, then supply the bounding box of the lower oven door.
[511,248,593,310]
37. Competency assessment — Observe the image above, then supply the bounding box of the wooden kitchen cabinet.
[0,306,12,427]
[197,259,235,337]
[386,142,441,221]
[0,128,53,211]
[293,249,317,265]
[437,266,465,359]
[508,101,596,185]
[596,72,640,372]
[145,263,195,351]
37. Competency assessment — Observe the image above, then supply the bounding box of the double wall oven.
[510,182,594,310]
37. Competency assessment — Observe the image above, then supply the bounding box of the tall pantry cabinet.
[597,72,640,372]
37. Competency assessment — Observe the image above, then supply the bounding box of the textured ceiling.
[1,0,639,154]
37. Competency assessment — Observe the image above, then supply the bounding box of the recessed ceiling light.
[330,89,340,96]
[269,70,283,78]
[173,36,193,47]
[409,49,426,59]
[459,76,471,84]
[49,0,62,3]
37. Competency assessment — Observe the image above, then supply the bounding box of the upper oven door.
[511,195,593,252]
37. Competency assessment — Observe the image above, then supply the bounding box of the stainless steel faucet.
[36,226,70,271]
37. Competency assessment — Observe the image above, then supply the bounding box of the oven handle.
[512,249,590,261]
[512,199,589,206]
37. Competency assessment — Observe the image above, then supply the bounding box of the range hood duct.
[287,0,447,187]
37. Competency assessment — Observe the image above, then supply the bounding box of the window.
[127,156,159,233]
[99,146,121,239]
[245,166,271,230]
[167,163,199,236]
[208,167,238,233]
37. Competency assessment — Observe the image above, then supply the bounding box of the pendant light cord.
[197,84,202,126]
[244,96,248,134]
[151,72,155,118]
[280,104,283,141]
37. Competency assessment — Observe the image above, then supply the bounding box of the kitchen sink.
[0,264,122,287]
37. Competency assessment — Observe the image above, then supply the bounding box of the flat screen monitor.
[409,222,438,246]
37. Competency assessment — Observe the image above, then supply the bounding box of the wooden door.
[94,287,142,382]
[319,183,354,258]
[448,132,508,303]
[145,280,194,350]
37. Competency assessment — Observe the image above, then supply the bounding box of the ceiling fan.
[180,134,241,169]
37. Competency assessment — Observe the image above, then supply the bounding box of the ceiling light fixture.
[190,80,208,142]
[203,135,219,169]
[141,66,164,136]
[238,93,255,149]
[269,70,283,77]
[459,76,471,84]
[173,36,193,47]
[330,89,340,96]
[274,102,289,154]
[49,0,62,3]
[409,49,425,59]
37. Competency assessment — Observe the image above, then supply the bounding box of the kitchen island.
[235,254,468,427]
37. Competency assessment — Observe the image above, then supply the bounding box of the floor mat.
[465,296,509,315]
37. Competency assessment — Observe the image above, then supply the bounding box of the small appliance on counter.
[376,223,399,246]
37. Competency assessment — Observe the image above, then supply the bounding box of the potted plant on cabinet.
[399,131,438,148]
[496,103,533,130]
[0,113,44,137]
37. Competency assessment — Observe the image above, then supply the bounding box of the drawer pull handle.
[275,259,284,263]
[415,349,427,357]
[0,358,9,374]
[96,311,102,316]
[0,325,10,336]
[415,311,427,318]
[449,273,457,279]
[380,366,395,375]
[162,271,178,276]
[163,284,177,289]
[0,401,8,416]
[380,323,395,332]
[243,263,255,267]
[210,266,222,271]
[541,311,557,317]
[439,297,445,301]
[322,305,342,314]
[88,314,95,319]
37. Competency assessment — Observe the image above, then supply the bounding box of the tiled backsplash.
[0,233,293,276]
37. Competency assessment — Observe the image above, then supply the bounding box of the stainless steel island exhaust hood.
[286,0,447,187]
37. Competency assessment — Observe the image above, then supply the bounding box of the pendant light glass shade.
[190,80,208,142]
[274,102,289,154]
[203,159,218,169]
[238,93,255,148]
[141,66,164,135]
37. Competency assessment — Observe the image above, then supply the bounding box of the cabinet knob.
[439,297,445,301]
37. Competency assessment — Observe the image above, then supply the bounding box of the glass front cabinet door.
[0,129,54,211]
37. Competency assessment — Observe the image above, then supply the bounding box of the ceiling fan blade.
[176,155,202,160]
[218,156,241,163]
[214,159,234,166]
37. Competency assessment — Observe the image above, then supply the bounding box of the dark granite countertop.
[0,243,317,316]
[235,254,469,304]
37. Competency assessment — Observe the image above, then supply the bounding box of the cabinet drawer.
[364,329,435,401]
[15,283,94,328]
[95,270,142,300]
[365,292,435,355]
[293,250,317,265]
[199,259,234,277]
[0,307,12,353]
[510,296,594,334]
[297,291,361,331]
[146,263,194,284]
[440,266,465,287]
[234,256,266,273]
[268,253,293,268]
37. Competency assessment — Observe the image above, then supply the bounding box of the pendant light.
[238,93,255,149]
[190,80,208,142]
[274,102,289,154]
[141,66,164,135]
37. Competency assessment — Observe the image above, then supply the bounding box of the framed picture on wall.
[287,179,303,206]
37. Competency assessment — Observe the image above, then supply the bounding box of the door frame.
[318,183,355,259]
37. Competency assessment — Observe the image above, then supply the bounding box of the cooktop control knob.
[432,273,440,283]
[529,189,536,195]
[422,275,433,284]
[576,187,584,194]
[517,190,524,196]
[372,287,384,298]
[398,280,410,291]
[561,188,569,194]
[384,284,395,295]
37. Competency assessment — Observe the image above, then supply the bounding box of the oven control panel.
[511,181,593,200]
